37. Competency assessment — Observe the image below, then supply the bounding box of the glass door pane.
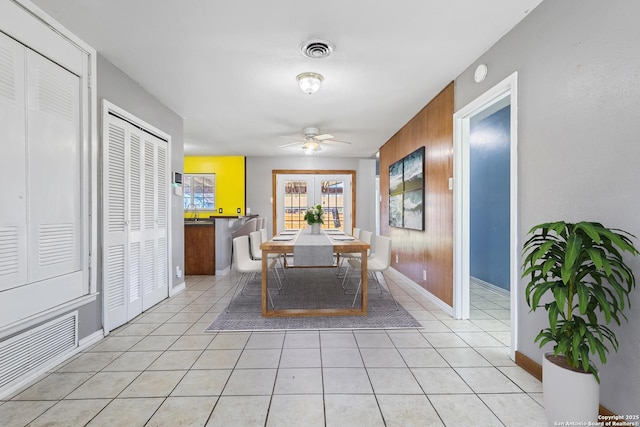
[320,180,344,231]
[283,180,309,230]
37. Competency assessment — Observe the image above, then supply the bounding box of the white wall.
[245,156,377,237]
[454,0,640,414]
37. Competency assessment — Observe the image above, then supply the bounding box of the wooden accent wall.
[379,82,454,306]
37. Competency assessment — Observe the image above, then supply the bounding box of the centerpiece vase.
[311,223,321,234]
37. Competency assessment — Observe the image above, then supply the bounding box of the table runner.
[292,228,334,266]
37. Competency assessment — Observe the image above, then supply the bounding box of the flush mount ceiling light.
[297,72,324,95]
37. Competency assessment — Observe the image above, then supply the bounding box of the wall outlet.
[395,254,399,263]
[218,208,223,213]
[175,266,182,278]
[237,208,241,213]
[423,270,427,281]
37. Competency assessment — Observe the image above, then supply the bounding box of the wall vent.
[0,312,78,393]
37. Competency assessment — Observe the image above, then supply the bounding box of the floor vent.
[0,312,78,391]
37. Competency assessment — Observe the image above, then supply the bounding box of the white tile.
[437,347,492,367]
[428,394,503,426]
[398,348,448,368]
[171,370,232,396]
[222,369,277,395]
[86,397,163,426]
[273,368,323,394]
[360,348,406,368]
[479,393,547,426]
[245,332,285,349]
[207,396,270,426]
[411,368,473,394]
[320,331,358,348]
[422,332,469,348]
[119,371,186,398]
[324,394,385,427]
[321,347,364,368]
[367,368,423,394]
[279,348,321,368]
[455,367,521,393]
[267,395,325,427]
[323,368,373,394]
[236,348,281,368]
[377,395,444,427]
[146,396,217,426]
[29,400,110,427]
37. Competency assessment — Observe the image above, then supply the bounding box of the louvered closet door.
[141,134,168,310]
[103,120,129,330]
[0,33,28,291]
[103,112,168,332]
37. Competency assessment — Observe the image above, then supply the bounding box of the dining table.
[260,229,370,317]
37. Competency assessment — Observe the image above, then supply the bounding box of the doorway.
[453,72,518,358]
[273,171,355,234]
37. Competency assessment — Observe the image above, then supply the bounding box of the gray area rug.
[206,268,421,331]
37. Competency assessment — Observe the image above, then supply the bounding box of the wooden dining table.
[260,231,370,317]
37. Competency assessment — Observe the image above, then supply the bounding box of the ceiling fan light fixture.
[303,141,320,154]
[297,72,323,95]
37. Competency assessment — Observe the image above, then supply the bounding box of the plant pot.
[311,223,320,234]
[542,352,599,426]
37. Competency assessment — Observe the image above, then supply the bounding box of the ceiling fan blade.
[321,139,351,145]
[314,133,334,141]
[278,141,304,148]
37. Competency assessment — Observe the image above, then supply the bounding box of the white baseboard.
[470,276,510,297]
[170,281,186,296]
[389,267,454,316]
[216,266,231,276]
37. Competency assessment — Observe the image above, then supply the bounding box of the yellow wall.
[183,156,245,218]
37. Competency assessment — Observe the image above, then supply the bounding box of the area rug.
[206,268,421,331]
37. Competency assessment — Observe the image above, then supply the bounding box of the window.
[183,174,215,210]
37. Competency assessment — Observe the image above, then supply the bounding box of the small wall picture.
[403,148,424,192]
[389,194,403,227]
[403,189,424,230]
[389,160,403,195]
[388,147,425,230]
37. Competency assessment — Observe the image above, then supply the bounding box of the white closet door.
[103,111,169,331]
[103,120,128,330]
[0,33,28,292]
[142,135,168,310]
[127,131,144,317]
[26,49,81,283]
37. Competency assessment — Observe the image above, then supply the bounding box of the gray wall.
[455,0,640,414]
[245,156,377,238]
[81,55,184,337]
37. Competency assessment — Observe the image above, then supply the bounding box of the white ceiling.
[31,0,542,158]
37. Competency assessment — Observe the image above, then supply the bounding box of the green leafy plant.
[303,204,324,225]
[522,221,638,382]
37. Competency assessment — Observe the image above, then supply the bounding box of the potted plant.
[522,221,638,424]
[304,204,324,234]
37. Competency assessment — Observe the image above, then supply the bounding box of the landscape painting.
[403,189,424,230]
[389,147,425,229]
[403,147,424,192]
[389,194,403,227]
[389,160,403,195]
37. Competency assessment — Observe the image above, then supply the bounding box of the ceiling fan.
[278,127,351,154]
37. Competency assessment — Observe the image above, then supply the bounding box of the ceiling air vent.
[300,40,334,59]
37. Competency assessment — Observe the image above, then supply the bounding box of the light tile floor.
[0,269,546,426]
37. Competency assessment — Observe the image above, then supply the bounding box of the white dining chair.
[249,230,284,287]
[339,229,373,285]
[345,235,397,309]
[228,235,281,311]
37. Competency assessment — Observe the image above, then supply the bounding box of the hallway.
[0,270,545,426]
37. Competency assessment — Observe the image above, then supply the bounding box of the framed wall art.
[388,147,424,230]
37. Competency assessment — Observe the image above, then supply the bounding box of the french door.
[275,173,352,233]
